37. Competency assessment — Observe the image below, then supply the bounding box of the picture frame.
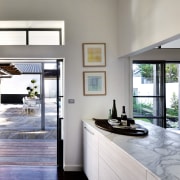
[82,43,106,67]
[83,71,106,96]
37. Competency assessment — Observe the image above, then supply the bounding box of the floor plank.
[0,166,88,180]
[0,166,58,180]
[0,140,57,166]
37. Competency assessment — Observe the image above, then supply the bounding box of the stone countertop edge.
[82,119,180,180]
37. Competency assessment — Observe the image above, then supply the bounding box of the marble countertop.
[83,119,180,180]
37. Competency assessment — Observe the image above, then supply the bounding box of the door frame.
[56,59,64,168]
[0,58,64,167]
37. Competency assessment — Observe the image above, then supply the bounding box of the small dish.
[108,119,119,123]
[108,119,120,126]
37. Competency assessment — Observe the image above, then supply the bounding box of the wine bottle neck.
[122,106,126,113]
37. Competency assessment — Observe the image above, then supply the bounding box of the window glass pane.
[29,31,60,45]
[166,63,179,129]
[133,62,165,127]
[133,97,164,117]
[44,63,56,70]
[0,31,26,45]
[133,64,163,96]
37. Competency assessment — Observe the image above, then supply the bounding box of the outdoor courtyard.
[0,98,57,166]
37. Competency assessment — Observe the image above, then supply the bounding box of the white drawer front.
[99,135,146,180]
[99,156,120,180]
[83,123,98,150]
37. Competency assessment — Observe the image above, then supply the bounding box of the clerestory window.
[0,29,61,45]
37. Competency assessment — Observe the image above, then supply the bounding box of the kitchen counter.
[82,119,180,180]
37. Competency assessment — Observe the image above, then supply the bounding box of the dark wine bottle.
[108,109,112,119]
[121,106,127,120]
[111,99,117,119]
[121,106,128,126]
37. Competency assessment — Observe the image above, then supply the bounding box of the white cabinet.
[99,156,120,180]
[82,121,160,180]
[99,134,146,180]
[83,123,98,180]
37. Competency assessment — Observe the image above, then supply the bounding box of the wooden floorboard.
[0,140,57,166]
[0,166,88,180]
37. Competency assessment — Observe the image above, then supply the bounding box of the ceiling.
[0,63,42,78]
[0,62,58,79]
[14,63,42,74]
[0,63,21,77]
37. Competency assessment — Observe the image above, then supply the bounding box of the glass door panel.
[133,62,165,127]
[165,63,179,129]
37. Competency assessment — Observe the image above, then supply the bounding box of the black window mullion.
[26,30,29,45]
[161,62,166,128]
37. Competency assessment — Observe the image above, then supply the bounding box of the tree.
[170,92,178,111]
[26,79,38,98]
[137,64,178,83]
[138,64,153,79]
[166,64,178,83]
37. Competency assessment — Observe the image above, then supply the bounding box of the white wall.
[118,0,180,57]
[0,75,56,98]
[0,0,130,171]
[131,48,180,61]
[44,80,56,98]
[1,75,40,94]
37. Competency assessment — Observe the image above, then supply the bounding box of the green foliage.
[26,79,38,98]
[166,64,178,83]
[138,64,153,79]
[166,108,178,117]
[133,100,152,111]
[137,64,178,83]
[133,94,179,127]
[170,92,178,111]
[166,92,179,119]
[135,118,152,123]
[31,79,36,84]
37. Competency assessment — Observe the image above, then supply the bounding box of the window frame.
[0,28,62,45]
[133,60,166,128]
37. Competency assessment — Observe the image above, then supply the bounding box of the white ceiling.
[161,38,180,48]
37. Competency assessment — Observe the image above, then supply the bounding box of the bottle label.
[121,120,127,126]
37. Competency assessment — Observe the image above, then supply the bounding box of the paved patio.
[0,98,57,139]
[0,99,57,166]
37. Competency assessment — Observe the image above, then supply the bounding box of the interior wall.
[1,75,40,94]
[0,0,131,171]
[118,0,180,57]
[131,49,180,61]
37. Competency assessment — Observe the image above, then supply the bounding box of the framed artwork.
[83,71,106,96]
[82,43,106,67]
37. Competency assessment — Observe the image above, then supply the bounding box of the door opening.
[0,59,64,167]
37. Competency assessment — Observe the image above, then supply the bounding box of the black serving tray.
[93,119,148,136]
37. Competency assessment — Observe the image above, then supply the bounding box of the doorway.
[0,59,64,167]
